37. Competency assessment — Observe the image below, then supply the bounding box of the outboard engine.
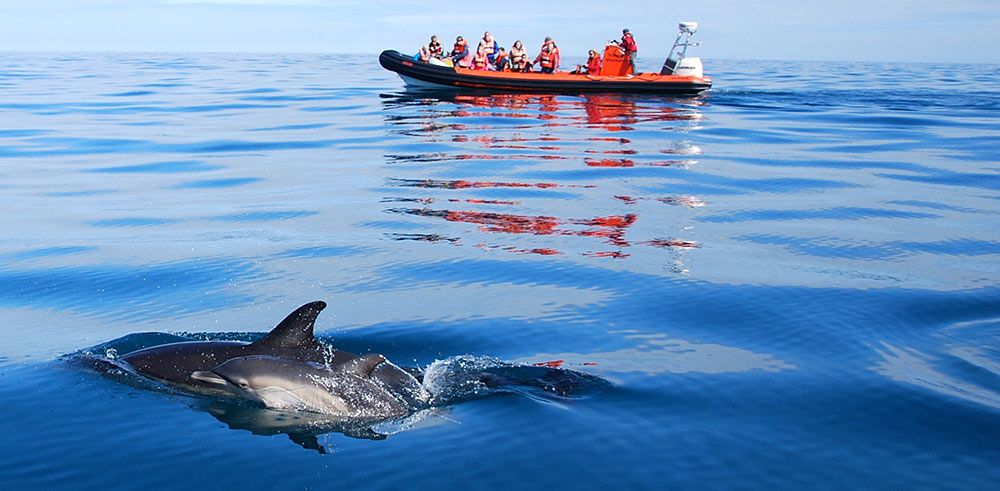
[660,21,703,77]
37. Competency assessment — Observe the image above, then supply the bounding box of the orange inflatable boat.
[380,23,711,95]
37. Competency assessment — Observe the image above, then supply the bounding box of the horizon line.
[2,50,995,66]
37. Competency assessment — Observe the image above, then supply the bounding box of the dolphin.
[190,354,428,419]
[121,301,358,390]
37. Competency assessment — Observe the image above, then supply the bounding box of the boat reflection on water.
[379,91,706,265]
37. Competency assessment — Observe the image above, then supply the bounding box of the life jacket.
[479,40,495,56]
[587,55,602,74]
[622,33,637,53]
[494,52,509,71]
[537,48,553,68]
[452,40,467,56]
[429,41,443,56]
[457,48,474,68]
[472,52,489,70]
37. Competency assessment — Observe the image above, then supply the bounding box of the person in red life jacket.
[478,31,499,65]
[493,47,510,71]
[428,35,443,58]
[471,46,490,71]
[586,49,602,74]
[450,36,469,64]
[534,37,560,74]
[620,28,638,74]
[572,49,602,74]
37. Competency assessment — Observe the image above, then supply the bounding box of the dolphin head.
[192,355,408,419]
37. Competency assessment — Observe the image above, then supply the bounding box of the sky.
[2,0,998,63]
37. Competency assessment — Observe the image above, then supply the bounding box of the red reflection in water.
[585,158,694,168]
[390,178,593,190]
[383,93,706,259]
[391,208,636,248]
[583,94,637,131]
[585,149,638,155]
[383,197,520,206]
[455,198,519,205]
[388,151,571,162]
[589,137,631,144]
[583,251,631,259]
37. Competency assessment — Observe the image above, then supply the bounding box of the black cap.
[623,28,630,33]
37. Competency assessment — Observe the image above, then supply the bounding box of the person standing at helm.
[620,28,638,74]
[478,32,499,65]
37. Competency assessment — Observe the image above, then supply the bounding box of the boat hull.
[379,50,711,95]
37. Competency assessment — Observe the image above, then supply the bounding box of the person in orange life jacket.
[428,35,443,58]
[493,47,510,71]
[572,49,602,74]
[478,31,499,64]
[450,36,469,64]
[471,46,490,71]
[620,28,638,74]
[534,37,560,74]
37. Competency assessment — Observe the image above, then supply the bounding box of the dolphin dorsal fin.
[252,301,327,349]
[338,354,386,378]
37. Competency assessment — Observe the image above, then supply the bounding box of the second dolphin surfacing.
[192,354,430,419]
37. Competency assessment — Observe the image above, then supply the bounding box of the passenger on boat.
[534,37,560,74]
[450,36,469,64]
[510,52,523,72]
[572,49,602,74]
[510,53,533,73]
[509,40,526,63]
[478,31,499,64]
[471,46,490,71]
[620,28,638,74]
[520,54,534,72]
[494,47,510,71]
[428,35,443,58]
[415,45,431,63]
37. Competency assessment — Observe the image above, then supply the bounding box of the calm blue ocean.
[0,53,998,490]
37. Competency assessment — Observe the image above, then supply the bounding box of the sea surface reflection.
[379,92,705,261]
[0,53,997,490]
